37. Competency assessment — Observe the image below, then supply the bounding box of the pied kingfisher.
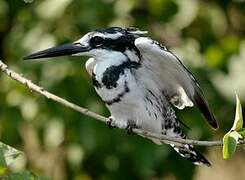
[24,27,218,166]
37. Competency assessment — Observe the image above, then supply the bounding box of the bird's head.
[24,27,147,62]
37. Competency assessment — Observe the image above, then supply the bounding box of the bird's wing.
[135,37,218,129]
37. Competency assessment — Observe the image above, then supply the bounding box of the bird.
[24,27,218,166]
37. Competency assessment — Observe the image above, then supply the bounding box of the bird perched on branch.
[24,27,218,166]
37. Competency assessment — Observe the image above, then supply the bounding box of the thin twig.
[0,60,244,146]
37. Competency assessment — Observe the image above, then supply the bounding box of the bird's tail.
[163,118,211,166]
[171,144,211,166]
[146,116,211,166]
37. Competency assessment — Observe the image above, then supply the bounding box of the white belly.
[94,68,165,134]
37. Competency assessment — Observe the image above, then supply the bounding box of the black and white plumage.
[24,27,218,166]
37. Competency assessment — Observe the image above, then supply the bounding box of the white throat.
[92,50,128,76]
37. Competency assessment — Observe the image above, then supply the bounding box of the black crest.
[95,27,148,37]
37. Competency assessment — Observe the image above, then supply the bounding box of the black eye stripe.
[90,36,104,47]
[89,34,138,54]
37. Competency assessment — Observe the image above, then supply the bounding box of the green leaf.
[231,94,243,131]
[0,142,23,166]
[222,95,244,160]
[2,171,34,180]
[0,148,7,167]
[223,131,242,160]
[0,143,48,179]
[237,128,245,138]
[223,132,237,160]
[1,171,49,180]
[0,148,7,176]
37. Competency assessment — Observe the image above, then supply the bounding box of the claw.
[106,117,116,129]
[126,120,138,135]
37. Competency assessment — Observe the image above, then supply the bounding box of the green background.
[0,0,245,179]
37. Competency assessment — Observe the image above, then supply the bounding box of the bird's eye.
[90,36,104,47]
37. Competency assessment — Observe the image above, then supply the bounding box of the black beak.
[24,43,90,60]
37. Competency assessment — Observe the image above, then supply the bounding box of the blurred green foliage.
[0,0,245,179]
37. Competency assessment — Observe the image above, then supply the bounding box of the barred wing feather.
[134,37,218,129]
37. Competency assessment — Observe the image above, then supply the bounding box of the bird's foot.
[126,120,138,135]
[106,117,116,129]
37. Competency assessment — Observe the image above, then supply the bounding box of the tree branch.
[0,60,244,146]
